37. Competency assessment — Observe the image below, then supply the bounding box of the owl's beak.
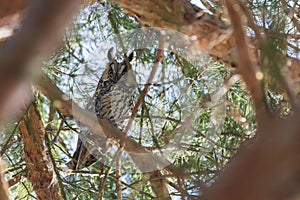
[123,70,137,87]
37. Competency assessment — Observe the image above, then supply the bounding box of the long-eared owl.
[67,47,136,170]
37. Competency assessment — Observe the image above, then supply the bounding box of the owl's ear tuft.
[107,47,115,62]
[127,51,135,63]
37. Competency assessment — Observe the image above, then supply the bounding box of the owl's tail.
[67,135,107,170]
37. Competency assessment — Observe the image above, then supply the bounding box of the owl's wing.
[67,93,107,170]
[67,128,107,170]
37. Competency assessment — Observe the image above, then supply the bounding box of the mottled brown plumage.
[68,48,136,170]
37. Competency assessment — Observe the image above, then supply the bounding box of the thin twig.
[123,35,165,136]
[46,135,68,200]
[225,0,267,126]
[116,149,122,200]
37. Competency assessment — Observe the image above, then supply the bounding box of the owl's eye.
[107,64,116,80]
[119,64,127,75]
[110,62,116,74]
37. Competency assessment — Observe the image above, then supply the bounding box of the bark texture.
[19,102,62,200]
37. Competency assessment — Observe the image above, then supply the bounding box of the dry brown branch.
[34,74,178,199]
[0,0,80,123]
[115,149,122,200]
[18,101,62,200]
[225,0,267,125]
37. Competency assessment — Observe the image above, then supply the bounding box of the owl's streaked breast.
[94,79,135,131]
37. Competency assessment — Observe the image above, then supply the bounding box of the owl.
[67,47,136,170]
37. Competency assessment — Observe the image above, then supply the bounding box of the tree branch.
[111,0,235,66]
[18,100,62,200]
[225,0,267,125]
[0,0,80,122]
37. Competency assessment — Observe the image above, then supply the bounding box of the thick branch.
[225,0,267,125]
[0,0,80,121]
[112,0,235,66]
[19,101,62,200]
